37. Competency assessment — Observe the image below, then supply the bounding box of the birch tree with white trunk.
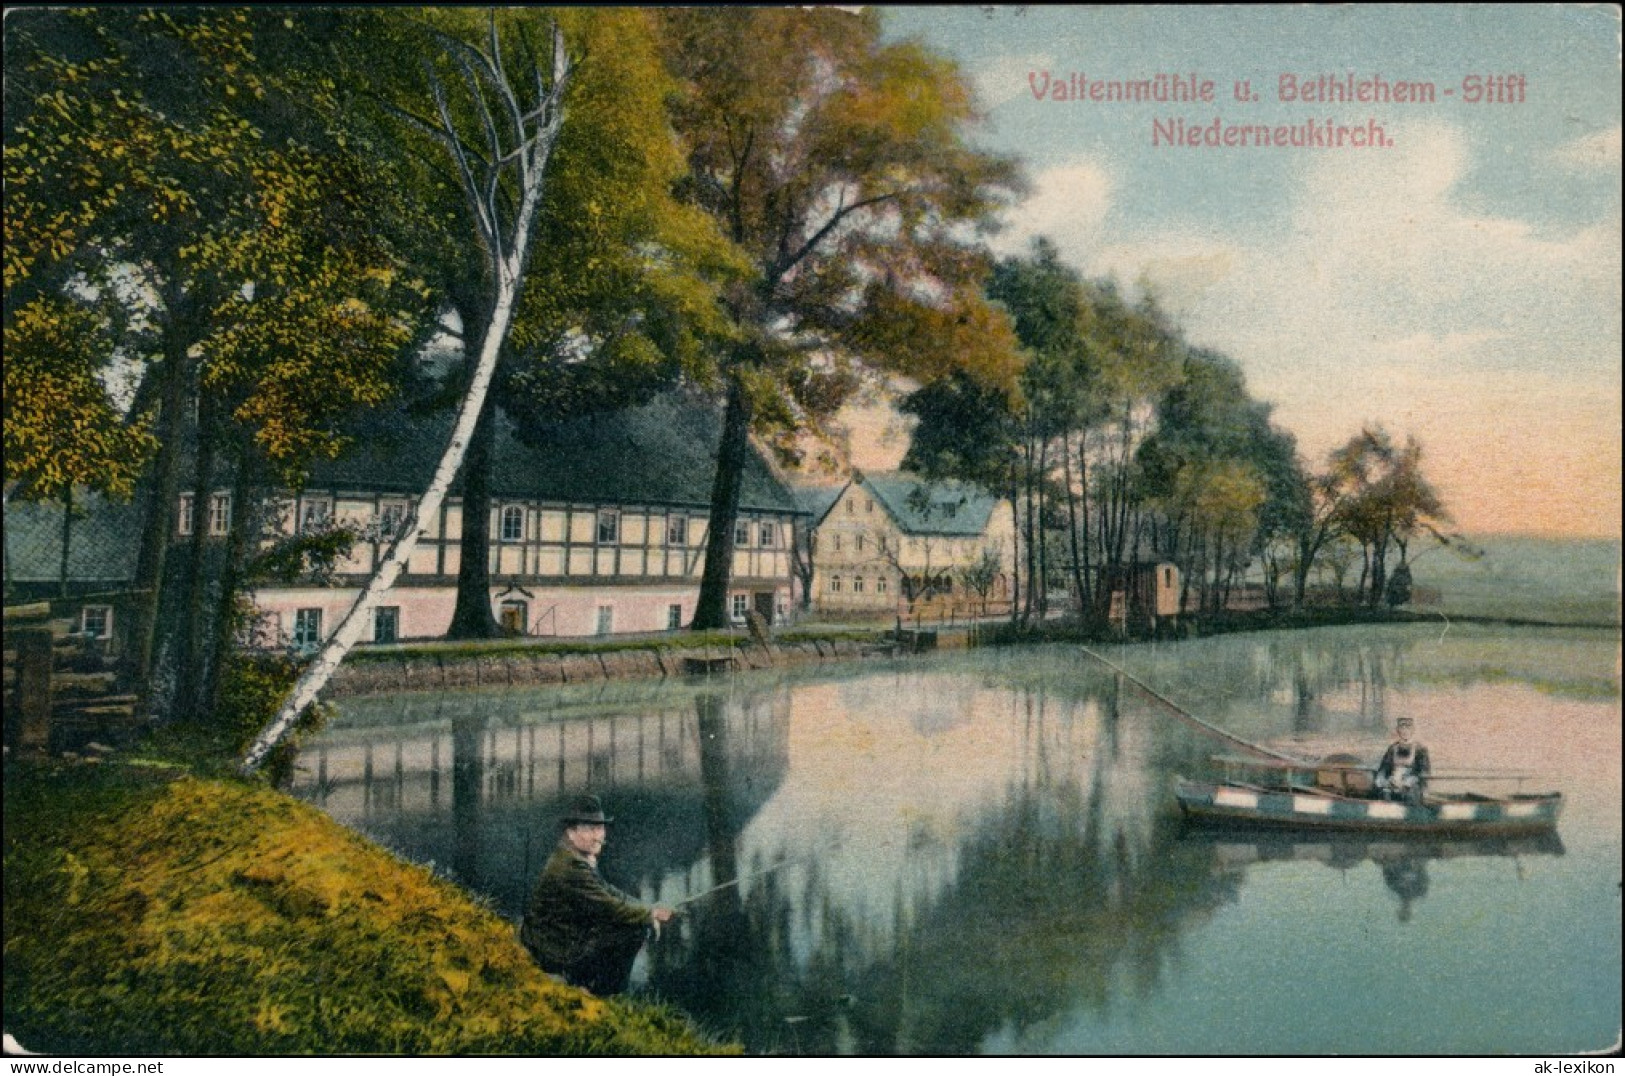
[241,18,571,774]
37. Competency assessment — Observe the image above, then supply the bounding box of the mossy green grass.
[3,758,732,1055]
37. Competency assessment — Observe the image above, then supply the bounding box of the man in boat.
[519,794,674,996]
[1374,717,1430,804]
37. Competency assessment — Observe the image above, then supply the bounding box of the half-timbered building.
[4,393,804,647]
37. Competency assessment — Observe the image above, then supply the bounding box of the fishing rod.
[671,855,810,910]
[1080,645,1308,763]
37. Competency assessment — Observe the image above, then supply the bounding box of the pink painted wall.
[252,581,795,645]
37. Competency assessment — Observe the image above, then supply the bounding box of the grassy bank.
[978,604,1621,647]
[2,757,732,1056]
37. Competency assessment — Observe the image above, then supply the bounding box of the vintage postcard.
[3,4,1619,1064]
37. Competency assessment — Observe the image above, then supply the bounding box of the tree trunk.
[1034,437,1049,616]
[201,432,261,719]
[242,25,572,774]
[176,389,221,721]
[691,373,753,630]
[1079,442,1096,618]
[58,488,73,600]
[1368,528,1390,608]
[791,522,815,612]
[128,295,199,697]
[1020,436,1036,625]
[1006,491,1021,624]
[1062,432,1087,615]
[447,386,502,638]
[245,275,518,772]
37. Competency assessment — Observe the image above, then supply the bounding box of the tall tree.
[1138,347,1301,616]
[300,8,742,639]
[986,240,1109,618]
[242,14,574,772]
[1331,427,1448,606]
[657,8,1024,628]
[5,10,267,688]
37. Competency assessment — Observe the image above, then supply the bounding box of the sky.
[836,5,1623,539]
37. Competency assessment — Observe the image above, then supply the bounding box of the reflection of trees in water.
[1057,633,1423,749]
[294,681,793,918]
[648,676,1243,1055]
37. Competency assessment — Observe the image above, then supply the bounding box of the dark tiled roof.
[861,471,1001,537]
[312,392,801,515]
[4,394,800,586]
[791,484,845,525]
[4,493,141,584]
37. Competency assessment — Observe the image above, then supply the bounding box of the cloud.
[1554,125,1622,170]
[1066,119,1622,535]
[990,158,1113,262]
[972,51,1056,110]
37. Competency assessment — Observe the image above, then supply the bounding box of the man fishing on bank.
[519,794,674,996]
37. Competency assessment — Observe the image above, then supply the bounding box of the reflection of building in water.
[290,684,791,918]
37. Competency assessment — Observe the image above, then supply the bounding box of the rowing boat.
[1174,755,1563,836]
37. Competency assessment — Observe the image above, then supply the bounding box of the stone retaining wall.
[321,636,914,698]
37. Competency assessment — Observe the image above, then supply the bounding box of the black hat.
[561,793,613,827]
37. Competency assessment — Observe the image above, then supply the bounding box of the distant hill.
[1409,535,1620,626]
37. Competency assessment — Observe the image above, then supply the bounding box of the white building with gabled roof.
[801,470,1015,617]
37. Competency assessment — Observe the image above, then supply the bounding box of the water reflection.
[638,673,1237,1053]
[289,625,1619,1055]
[297,682,791,917]
[1177,826,1565,923]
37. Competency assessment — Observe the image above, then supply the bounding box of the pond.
[288,623,1621,1055]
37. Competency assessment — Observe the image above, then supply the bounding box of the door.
[499,600,528,635]
[753,591,775,626]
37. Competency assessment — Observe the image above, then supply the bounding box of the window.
[759,522,776,547]
[270,498,296,535]
[81,605,112,639]
[846,499,855,514]
[177,493,195,536]
[667,604,683,631]
[877,576,888,594]
[733,520,750,547]
[879,536,888,553]
[833,534,843,552]
[597,510,619,545]
[374,606,399,644]
[596,605,614,636]
[1164,566,1175,589]
[293,608,323,649]
[667,515,687,547]
[853,576,865,593]
[501,505,524,542]
[830,575,843,593]
[865,498,873,513]
[379,501,407,538]
[300,499,332,533]
[209,493,232,536]
[730,593,749,620]
[856,534,865,552]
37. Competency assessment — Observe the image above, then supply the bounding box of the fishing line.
[1081,645,1309,763]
